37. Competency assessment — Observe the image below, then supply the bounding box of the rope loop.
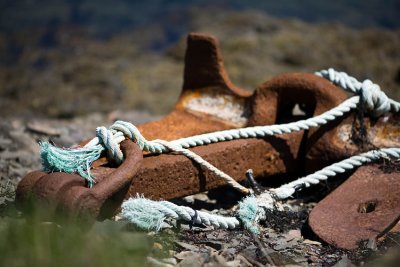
[361,79,390,116]
[96,126,124,165]
[316,68,392,117]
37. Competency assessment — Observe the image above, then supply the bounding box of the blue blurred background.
[1,0,399,117]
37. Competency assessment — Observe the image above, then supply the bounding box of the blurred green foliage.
[0,202,154,267]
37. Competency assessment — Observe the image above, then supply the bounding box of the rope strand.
[271,147,400,200]
[155,140,251,194]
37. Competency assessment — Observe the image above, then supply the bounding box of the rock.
[285,229,302,242]
[234,255,256,267]
[175,241,201,252]
[273,240,290,251]
[303,239,322,246]
[175,251,205,266]
[241,244,258,259]
[309,255,321,263]
[220,248,237,260]
[26,122,61,136]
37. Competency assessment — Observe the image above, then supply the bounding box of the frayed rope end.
[40,141,104,186]
[237,195,263,234]
[121,197,167,231]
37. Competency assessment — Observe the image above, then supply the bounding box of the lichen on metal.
[182,89,250,126]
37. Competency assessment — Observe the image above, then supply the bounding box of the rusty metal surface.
[309,165,400,250]
[120,135,302,200]
[15,31,400,242]
[120,71,351,200]
[16,141,143,220]
[13,32,366,218]
[305,113,400,172]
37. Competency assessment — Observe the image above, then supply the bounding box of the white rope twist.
[155,140,251,194]
[271,147,400,200]
[160,201,240,229]
[316,68,400,116]
[121,197,240,230]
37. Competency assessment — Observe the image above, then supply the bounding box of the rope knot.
[361,79,390,117]
[96,126,124,165]
[95,121,166,165]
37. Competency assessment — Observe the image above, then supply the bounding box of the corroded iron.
[17,33,346,216]
[16,140,143,220]
[15,32,400,246]
[309,164,400,250]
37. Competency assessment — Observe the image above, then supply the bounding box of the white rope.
[87,94,357,191]
[89,96,357,165]
[271,147,400,200]
[121,194,270,233]
[315,68,400,116]
[155,140,251,194]
[121,196,240,230]
[96,69,398,164]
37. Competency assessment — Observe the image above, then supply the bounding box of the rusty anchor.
[16,33,345,215]
[15,33,400,249]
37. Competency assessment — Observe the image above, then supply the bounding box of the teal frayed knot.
[121,197,167,231]
[40,141,104,186]
[237,195,261,234]
[38,121,150,186]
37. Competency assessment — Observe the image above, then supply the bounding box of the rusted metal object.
[15,31,400,243]
[17,33,348,218]
[309,164,400,250]
[16,141,143,220]
[305,112,400,173]
[307,113,400,249]
[125,71,351,200]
